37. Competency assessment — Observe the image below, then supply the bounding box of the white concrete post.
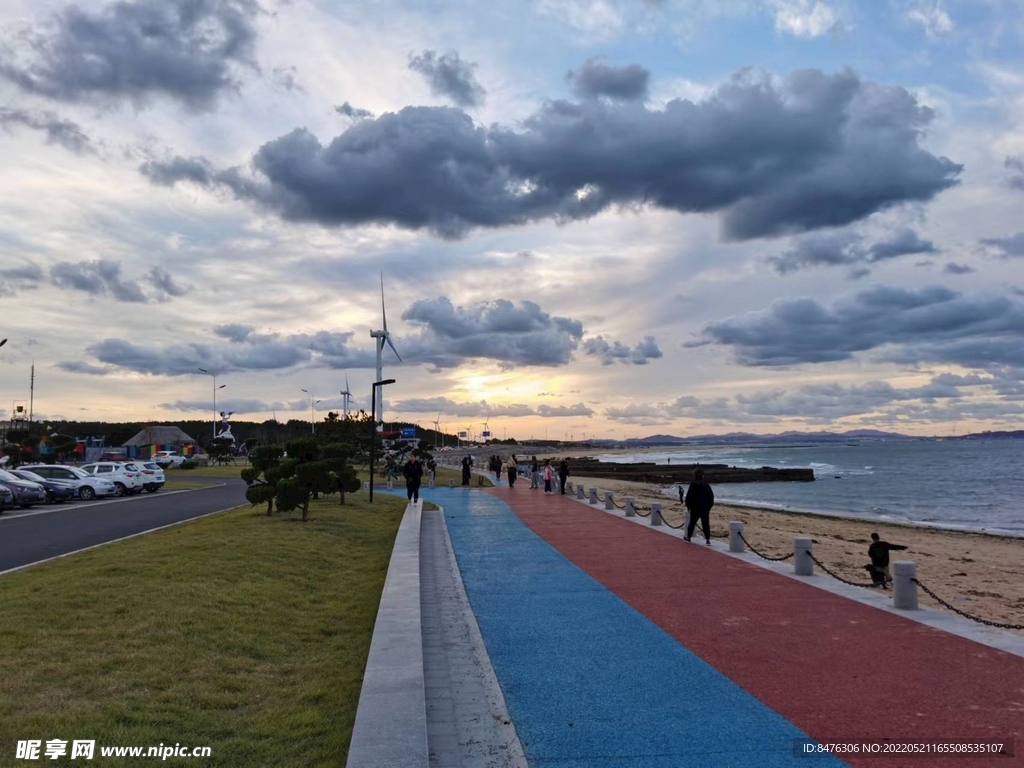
[577,485,586,500]
[794,537,813,576]
[567,481,574,493]
[683,509,691,534]
[386,480,393,490]
[448,479,455,487]
[605,491,614,510]
[650,502,663,526]
[428,479,434,487]
[363,481,370,491]
[625,496,636,517]
[729,521,744,553]
[589,487,599,504]
[893,561,918,610]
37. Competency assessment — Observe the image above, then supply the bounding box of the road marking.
[0,500,247,577]
[0,484,227,522]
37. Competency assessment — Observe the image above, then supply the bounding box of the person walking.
[492,455,502,485]
[461,455,472,486]
[506,455,518,487]
[403,454,424,503]
[426,457,436,485]
[684,469,714,545]
[867,532,908,589]
[530,455,539,489]
[385,454,397,483]
[558,459,569,495]
[542,459,554,494]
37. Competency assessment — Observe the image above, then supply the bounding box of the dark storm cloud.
[139,155,215,186]
[1006,156,1024,191]
[335,101,373,119]
[768,227,935,274]
[982,232,1024,258]
[583,335,662,365]
[407,50,486,108]
[400,297,585,369]
[690,285,1024,368]
[567,58,650,101]
[0,0,259,110]
[943,262,974,275]
[213,323,253,342]
[0,107,94,154]
[50,259,148,302]
[145,67,959,240]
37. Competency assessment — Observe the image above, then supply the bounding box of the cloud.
[0,108,94,154]
[583,335,663,365]
[0,0,259,110]
[139,155,215,187]
[982,232,1024,258]
[50,260,148,302]
[335,101,374,120]
[567,57,650,101]
[0,261,45,297]
[768,227,935,274]
[533,0,625,42]
[56,360,112,375]
[390,396,535,418]
[407,50,486,108]
[400,297,585,369]
[271,66,304,94]
[691,285,1024,368]
[146,67,960,241]
[536,402,594,417]
[148,266,190,298]
[160,398,279,414]
[943,261,974,275]
[906,2,955,38]
[1006,156,1024,192]
[213,323,253,342]
[768,0,845,38]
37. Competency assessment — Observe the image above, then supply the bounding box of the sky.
[1,0,1023,439]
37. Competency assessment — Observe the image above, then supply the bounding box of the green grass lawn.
[0,492,408,767]
[183,462,496,488]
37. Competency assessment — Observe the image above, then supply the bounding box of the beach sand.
[564,473,1024,633]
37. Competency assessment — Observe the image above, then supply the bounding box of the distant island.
[551,428,1024,448]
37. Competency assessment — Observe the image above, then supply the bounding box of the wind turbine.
[433,412,442,450]
[482,416,490,443]
[340,372,353,419]
[369,272,402,431]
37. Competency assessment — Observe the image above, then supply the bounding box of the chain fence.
[807,552,877,588]
[737,531,794,562]
[912,578,1024,631]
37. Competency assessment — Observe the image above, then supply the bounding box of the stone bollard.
[589,488,599,504]
[567,481,574,493]
[448,479,455,487]
[729,521,745,553]
[386,480,393,490]
[605,491,614,510]
[428,479,435,488]
[650,502,663,526]
[794,537,813,576]
[625,496,636,517]
[683,509,691,534]
[363,481,370,491]
[893,561,918,610]
[577,485,586,500]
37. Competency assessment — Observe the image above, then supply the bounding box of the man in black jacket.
[867,532,907,588]
[403,455,424,502]
[684,469,714,545]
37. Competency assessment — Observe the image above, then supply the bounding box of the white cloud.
[768,0,844,38]
[906,2,955,38]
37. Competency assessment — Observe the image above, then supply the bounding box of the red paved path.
[489,487,1024,767]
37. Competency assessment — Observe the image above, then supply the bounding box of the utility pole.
[28,362,34,433]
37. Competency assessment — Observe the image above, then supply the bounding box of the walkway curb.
[346,500,428,768]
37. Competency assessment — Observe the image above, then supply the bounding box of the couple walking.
[528,456,569,494]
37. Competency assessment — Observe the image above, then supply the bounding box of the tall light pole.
[197,368,225,443]
[300,389,321,434]
[369,379,395,503]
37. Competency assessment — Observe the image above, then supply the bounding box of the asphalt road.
[0,479,248,573]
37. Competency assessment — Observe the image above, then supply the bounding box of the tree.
[241,444,284,516]
[322,443,361,505]
[2,443,24,468]
[47,433,78,462]
[275,438,335,521]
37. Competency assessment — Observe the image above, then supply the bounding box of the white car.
[21,464,118,500]
[80,462,146,497]
[136,461,166,493]
[152,451,187,467]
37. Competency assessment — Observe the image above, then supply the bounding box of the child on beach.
[543,460,553,494]
[866,532,908,588]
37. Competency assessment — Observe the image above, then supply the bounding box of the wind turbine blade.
[345,371,350,392]
[386,334,402,363]
[380,272,387,333]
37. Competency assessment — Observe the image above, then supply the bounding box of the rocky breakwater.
[565,458,814,484]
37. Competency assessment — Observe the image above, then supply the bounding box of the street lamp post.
[368,378,395,503]
[300,389,321,434]
[197,368,225,444]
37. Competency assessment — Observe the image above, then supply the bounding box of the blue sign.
[482,430,491,438]
[400,428,416,438]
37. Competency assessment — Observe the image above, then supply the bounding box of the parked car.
[9,469,77,504]
[136,461,166,492]
[79,462,146,496]
[0,468,48,508]
[152,450,187,467]
[0,484,13,512]
[20,464,117,500]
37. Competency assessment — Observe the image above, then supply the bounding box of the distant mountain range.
[593,428,1024,446]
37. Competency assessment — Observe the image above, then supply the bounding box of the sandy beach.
[563,472,1024,633]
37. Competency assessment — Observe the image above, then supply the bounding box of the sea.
[593,440,1024,536]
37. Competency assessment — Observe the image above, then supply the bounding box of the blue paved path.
[430,488,847,767]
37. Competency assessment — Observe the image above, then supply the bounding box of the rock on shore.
[564,458,814,484]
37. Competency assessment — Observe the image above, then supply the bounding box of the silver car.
[21,464,118,501]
